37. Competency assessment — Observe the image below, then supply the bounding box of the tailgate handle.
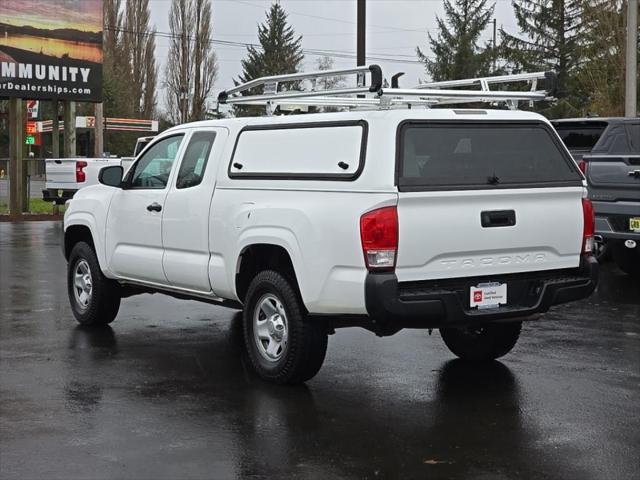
[481,210,516,228]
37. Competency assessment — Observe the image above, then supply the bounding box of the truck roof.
[164,108,550,134]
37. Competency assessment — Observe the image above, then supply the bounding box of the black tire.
[243,270,328,385]
[67,241,121,326]
[612,242,640,278]
[439,322,522,361]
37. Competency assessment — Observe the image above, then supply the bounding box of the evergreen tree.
[235,2,303,116]
[501,0,585,116]
[417,0,495,81]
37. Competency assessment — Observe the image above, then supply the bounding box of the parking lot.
[0,220,638,479]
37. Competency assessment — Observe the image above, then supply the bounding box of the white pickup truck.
[42,137,152,204]
[42,158,134,204]
[62,68,598,384]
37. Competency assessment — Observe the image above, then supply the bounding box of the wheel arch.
[64,224,95,260]
[235,243,302,305]
[64,213,109,274]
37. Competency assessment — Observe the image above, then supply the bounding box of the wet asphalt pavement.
[1,221,639,480]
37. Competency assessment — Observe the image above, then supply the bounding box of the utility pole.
[8,98,24,217]
[357,0,366,67]
[625,0,638,117]
[492,18,497,73]
[63,101,76,157]
[94,103,104,157]
[357,0,366,96]
[51,100,59,158]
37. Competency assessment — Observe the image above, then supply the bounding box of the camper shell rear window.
[229,120,368,180]
[396,121,583,191]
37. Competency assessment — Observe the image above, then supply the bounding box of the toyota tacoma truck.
[553,117,640,277]
[62,67,598,384]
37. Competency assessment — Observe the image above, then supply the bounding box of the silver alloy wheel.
[253,293,289,362]
[73,259,93,310]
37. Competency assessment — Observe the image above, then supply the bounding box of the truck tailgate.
[586,154,640,202]
[45,159,77,189]
[396,188,584,281]
[45,158,122,190]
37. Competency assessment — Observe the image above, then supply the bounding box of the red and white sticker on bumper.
[470,282,507,309]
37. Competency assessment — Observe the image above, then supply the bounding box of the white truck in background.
[42,136,153,204]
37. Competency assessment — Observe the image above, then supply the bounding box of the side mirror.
[99,165,124,188]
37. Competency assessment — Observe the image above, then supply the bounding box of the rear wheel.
[243,270,328,384]
[612,242,640,278]
[440,322,522,361]
[67,242,121,326]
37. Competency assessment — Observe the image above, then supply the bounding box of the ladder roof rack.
[416,71,557,91]
[218,65,556,113]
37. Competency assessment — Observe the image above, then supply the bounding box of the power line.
[231,0,428,33]
[105,26,428,64]
[212,29,429,37]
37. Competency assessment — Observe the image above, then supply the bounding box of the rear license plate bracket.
[470,282,507,309]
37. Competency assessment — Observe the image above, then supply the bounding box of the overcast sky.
[149,0,520,112]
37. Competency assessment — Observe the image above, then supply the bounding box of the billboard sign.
[0,0,103,102]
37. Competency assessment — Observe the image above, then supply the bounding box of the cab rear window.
[397,122,582,190]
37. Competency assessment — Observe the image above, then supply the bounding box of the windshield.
[398,122,582,190]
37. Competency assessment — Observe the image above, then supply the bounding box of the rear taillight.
[582,198,595,254]
[577,159,588,175]
[360,206,398,271]
[76,161,88,183]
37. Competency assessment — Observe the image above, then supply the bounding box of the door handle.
[146,202,162,212]
[481,210,516,228]
[628,170,640,178]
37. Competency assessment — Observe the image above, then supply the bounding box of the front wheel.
[243,270,328,384]
[67,242,121,326]
[440,322,522,361]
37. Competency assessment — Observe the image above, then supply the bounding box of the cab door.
[162,128,227,293]
[105,134,186,284]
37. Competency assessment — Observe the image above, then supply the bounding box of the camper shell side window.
[228,120,368,181]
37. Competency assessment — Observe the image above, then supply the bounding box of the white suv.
[63,73,598,384]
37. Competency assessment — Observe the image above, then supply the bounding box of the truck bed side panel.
[209,187,397,314]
